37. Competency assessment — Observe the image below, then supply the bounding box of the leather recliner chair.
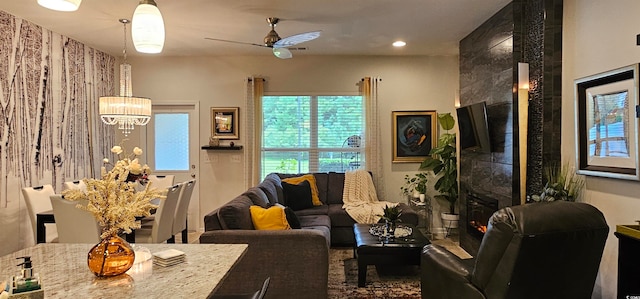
[421,201,609,299]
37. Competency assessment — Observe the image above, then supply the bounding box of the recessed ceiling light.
[393,41,406,47]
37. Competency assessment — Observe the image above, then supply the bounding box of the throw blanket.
[342,170,398,224]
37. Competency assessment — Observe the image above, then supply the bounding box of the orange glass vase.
[87,234,135,277]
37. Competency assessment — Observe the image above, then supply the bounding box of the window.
[154,113,189,171]
[261,95,364,177]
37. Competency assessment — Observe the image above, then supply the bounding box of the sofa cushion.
[243,187,270,208]
[327,172,346,204]
[249,205,291,230]
[282,174,322,206]
[282,180,315,211]
[273,203,302,229]
[294,204,329,217]
[217,195,255,230]
[328,203,357,227]
[298,214,332,228]
[261,173,283,204]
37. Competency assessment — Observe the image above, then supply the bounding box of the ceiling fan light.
[273,48,292,59]
[132,0,165,54]
[37,0,81,12]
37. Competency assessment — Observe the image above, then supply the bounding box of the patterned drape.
[360,77,385,200]
[244,77,264,187]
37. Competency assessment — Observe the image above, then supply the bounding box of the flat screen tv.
[456,101,492,153]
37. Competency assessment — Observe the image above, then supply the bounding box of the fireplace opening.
[466,194,499,240]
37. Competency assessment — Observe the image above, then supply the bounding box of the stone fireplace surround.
[458,0,563,256]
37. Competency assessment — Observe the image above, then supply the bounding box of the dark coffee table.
[353,223,429,287]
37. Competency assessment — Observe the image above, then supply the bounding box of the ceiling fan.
[205,17,321,59]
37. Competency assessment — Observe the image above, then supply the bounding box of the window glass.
[154,113,189,171]
[261,95,363,178]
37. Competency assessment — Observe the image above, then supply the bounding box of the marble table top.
[0,243,247,298]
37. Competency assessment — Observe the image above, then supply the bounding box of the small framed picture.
[392,111,438,163]
[575,64,640,180]
[211,107,239,140]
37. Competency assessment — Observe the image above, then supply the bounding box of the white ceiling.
[0,0,511,58]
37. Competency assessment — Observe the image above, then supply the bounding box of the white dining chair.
[169,180,196,243]
[64,180,87,192]
[147,175,175,190]
[22,184,58,243]
[135,184,183,244]
[50,195,101,243]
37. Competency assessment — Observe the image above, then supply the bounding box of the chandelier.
[99,19,151,136]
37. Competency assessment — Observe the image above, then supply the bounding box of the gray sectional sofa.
[200,172,419,299]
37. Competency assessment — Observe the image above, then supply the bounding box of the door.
[144,103,200,234]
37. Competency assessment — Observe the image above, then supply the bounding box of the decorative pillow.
[275,203,301,229]
[249,205,291,230]
[281,180,315,211]
[282,174,322,206]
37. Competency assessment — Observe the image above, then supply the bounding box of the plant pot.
[441,213,459,229]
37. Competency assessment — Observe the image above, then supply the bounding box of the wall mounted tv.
[456,101,492,153]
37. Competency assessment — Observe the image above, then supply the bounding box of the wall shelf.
[201,145,243,150]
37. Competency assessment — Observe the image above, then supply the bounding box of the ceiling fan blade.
[273,31,321,48]
[273,47,292,59]
[204,37,268,48]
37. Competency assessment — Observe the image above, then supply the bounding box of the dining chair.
[50,195,101,243]
[63,180,87,192]
[135,184,183,243]
[22,184,58,243]
[147,175,175,190]
[169,179,196,243]
[207,277,270,299]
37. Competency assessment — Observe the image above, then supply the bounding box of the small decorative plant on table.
[380,204,403,237]
[400,172,428,201]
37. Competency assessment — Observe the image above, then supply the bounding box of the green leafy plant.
[400,172,428,196]
[379,204,403,223]
[420,113,458,214]
[531,162,585,202]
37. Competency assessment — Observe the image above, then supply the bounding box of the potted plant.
[531,162,585,202]
[379,204,403,236]
[400,172,428,201]
[420,113,459,228]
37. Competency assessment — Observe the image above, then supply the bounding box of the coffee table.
[353,223,429,287]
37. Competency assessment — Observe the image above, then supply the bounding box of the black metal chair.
[207,277,270,299]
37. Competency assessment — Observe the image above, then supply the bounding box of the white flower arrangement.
[62,145,166,238]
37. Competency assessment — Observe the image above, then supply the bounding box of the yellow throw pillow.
[249,205,291,230]
[282,174,322,206]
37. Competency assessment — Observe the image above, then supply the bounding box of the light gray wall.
[127,55,460,232]
[563,1,640,298]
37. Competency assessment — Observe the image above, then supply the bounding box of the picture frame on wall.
[392,110,438,163]
[574,63,640,180]
[211,107,239,140]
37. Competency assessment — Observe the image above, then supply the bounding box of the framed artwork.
[211,107,239,140]
[392,111,438,163]
[575,64,640,180]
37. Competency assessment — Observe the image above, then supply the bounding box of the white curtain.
[244,77,265,188]
[360,77,385,200]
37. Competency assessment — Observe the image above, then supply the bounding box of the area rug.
[328,248,422,299]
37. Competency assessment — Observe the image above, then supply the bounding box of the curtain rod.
[247,77,267,82]
[360,78,382,81]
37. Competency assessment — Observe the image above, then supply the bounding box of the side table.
[409,198,432,239]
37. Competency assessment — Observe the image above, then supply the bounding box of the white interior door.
[144,103,201,233]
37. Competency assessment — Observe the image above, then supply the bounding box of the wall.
[126,55,460,232]
[563,1,640,298]
[0,11,115,256]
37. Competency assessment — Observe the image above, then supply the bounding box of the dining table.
[0,243,248,298]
